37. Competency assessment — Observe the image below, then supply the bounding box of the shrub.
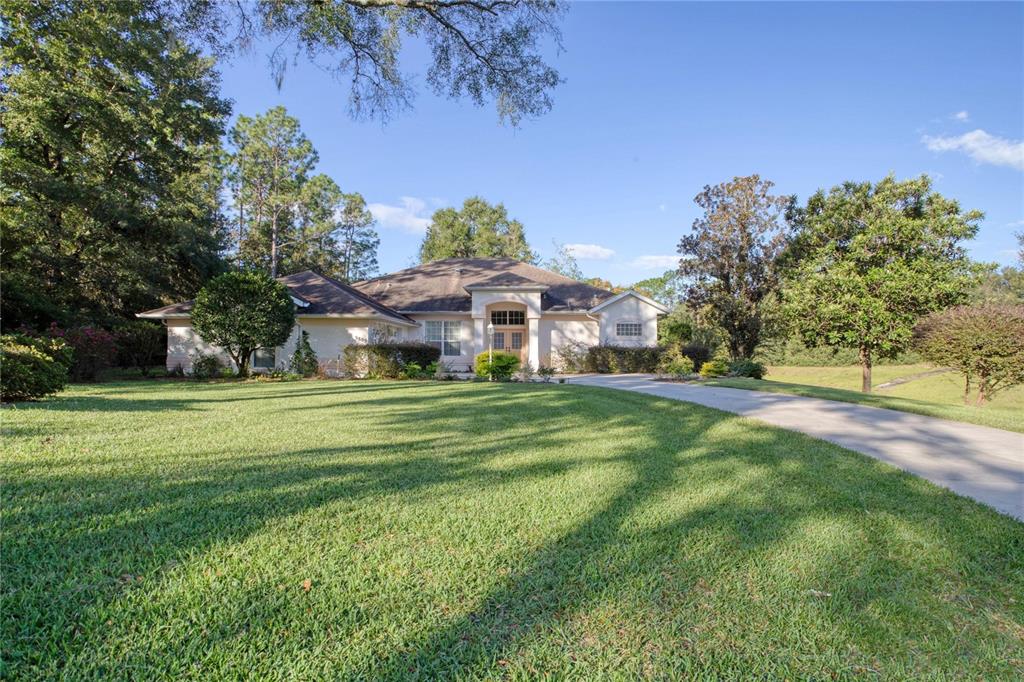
[289,331,319,377]
[115,321,165,376]
[191,271,295,377]
[190,352,223,380]
[46,323,117,381]
[399,362,432,380]
[582,345,663,374]
[729,358,767,379]
[657,347,694,378]
[475,351,520,380]
[553,340,588,373]
[515,362,536,382]
[537,365,556,382]
[342,343,441,379]
[680,343,714,372]
[914,304,1024,405]
[699,356,730,378]
[1,334,70,401]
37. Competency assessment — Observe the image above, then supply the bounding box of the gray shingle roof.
[138,271,415,324]
[352,258,616,312]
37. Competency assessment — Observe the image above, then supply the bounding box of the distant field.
[709,364,1024,432]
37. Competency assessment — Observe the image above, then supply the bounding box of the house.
[138,258,669,373]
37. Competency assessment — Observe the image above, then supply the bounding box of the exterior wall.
[404,313,474,371]
[596,296,660,347]
[165,319,232,372]
[165,317,373,374]
[538,315,599,367]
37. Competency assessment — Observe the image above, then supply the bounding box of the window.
[510,332,523,350]
[491,310,525,326]
[425,320,462,356]
[616,322,643,337]
[252,348,275,369]
[492,331,505,350]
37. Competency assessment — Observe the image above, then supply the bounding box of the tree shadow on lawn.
[4,384,1023,679]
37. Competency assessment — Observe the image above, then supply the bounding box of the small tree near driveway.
[783,175,981,393]
[191,272,295,377]
[915,304,1024,405]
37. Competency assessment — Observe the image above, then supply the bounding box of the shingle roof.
[353,258,616,312]
[138,271,415,324]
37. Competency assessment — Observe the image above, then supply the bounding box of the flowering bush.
[46,323,118,381]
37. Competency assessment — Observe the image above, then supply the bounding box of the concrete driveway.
[568,374,1024,521]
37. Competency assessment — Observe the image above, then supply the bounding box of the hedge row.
[1,334,73,401]
[582,345,663,373]
[342,343,442,379]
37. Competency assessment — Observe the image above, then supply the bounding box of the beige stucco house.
[138,258,669,373]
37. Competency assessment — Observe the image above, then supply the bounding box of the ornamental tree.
[914,304,1024,405]
[783,175,981,392]
[191,272,295,377]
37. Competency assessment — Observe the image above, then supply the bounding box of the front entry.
[491,328,528,365]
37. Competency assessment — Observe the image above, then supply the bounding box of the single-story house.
[138,257,669,373]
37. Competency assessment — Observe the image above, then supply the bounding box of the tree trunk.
[859,346,872,393]
[975,374,987,406]
[270,214,278,278]
[963,374,972,405]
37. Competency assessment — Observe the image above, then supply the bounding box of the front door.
[491,329,528,364]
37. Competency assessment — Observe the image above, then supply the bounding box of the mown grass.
[708,364,1024,433]
[3,380,1022,680]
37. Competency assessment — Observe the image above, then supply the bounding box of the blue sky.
[216,1,1024,283]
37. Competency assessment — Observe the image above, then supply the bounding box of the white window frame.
[615,321,643,338]
[490,310,525,326]
[425,320,462,356]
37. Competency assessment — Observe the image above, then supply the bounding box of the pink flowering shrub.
[47,323,118,381]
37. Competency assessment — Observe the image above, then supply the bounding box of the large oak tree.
[419,197,535,262]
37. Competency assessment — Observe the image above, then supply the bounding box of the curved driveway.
[569,374,1024,521]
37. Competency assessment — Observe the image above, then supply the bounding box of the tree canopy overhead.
[783,174,982,392]
[175,0,565,125]
[0,0,230,329]
[419,197,535,262]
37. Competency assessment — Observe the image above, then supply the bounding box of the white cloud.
[367,196,433,233]
[922,129,1024,170]
[953,110,970,122]
[658,203,668,213]
[565,243,615,260]
[1006,219,1024,228]
[628,255,679,270]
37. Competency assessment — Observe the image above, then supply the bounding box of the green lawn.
[708,364,1024,433]
[3,381,1022,680]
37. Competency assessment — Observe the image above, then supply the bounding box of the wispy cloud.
[658,203,668,213]
[565,243,615,260]
[922,129,1024,170]
[628,255,679,270]
[953,110,970,122]
[367,197,434,233]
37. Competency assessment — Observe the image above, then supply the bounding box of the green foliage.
[289,331,320,378]
[537,365,557,382]
[700,352,733,378]
[657,307,695,347]
[657,347,694,378]
[755,336,921,367]
[968,263,1024,304]
[115,321,165,376]
[419,197,535,263]
[228,107,378,280]
[0,334,70,401]
[0,0,230,330]
[544,241,585,280]
[678,175,797,359]
[191,272,296,377]
[190,353,223,380]
[680,344,715,372]
[45,325,119,382]
[583,346,663,374]
[914,304,1024,405]
[474,351,520,380]
[553,341,588,373]
[728,358,767,379]
[170,0,563,124]
[631,270,686,307]
[343,343,442,379]
[783,174,981,392]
